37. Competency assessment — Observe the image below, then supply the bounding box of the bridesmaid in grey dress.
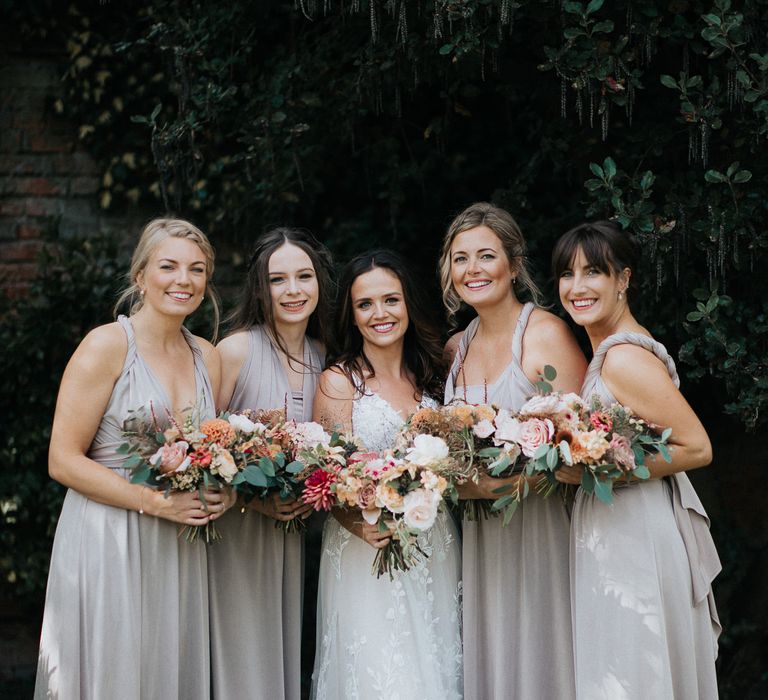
[552,221,720,699]
[35,219,231,699]
[440,203,587,700]
[208,227,334,700]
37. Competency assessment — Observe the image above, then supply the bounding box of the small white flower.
[405,434,449,466]
[228,413,258,434]
[472,418,495,439]
[288,421,331,449]
[519,394,562,416]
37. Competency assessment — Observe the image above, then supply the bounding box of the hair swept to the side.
[113,217,221,341]
[327,248,446,400]
[438,201,542,329]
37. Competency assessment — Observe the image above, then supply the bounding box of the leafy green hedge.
[0,238,126,605]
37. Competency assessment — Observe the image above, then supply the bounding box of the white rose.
[472,419,495,439]
[402,488,441,531]
[228,413,258,434]
[493,410,523,446]
[519,394,562,416]
[405,434,449,466]
[420,469,447,493]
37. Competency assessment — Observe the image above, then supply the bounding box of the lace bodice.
[352,389,437,452]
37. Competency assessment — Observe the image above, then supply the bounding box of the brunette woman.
[208,227,334,700]
[310,250,462,700]
[553,221,720,700]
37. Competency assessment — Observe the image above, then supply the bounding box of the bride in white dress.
[310,250,463,700]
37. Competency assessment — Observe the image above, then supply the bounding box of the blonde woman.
[441,202,586,700]
[35,219,232,699]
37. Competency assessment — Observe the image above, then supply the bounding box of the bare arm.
[48,324,214,525]
[443,331,464,368]
[216,331,249,410]
[601,344,712,478]
[521,310,587,393]
[312,367,355,434]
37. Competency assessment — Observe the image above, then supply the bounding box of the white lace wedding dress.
[310,390,463,700]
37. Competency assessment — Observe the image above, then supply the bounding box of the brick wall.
[0,45,146,298]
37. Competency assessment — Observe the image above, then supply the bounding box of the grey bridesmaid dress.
[444,303,576,700]
[207,326,323,700]
[572,332,720,699]
[34,315,214,700]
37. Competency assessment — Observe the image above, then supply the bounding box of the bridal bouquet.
[120,405,251,543]
[329,436,453,579]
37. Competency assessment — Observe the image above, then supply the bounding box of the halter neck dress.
[444,302,576,700]
[573,332,721,699]
[310,379,462,700]
[207,325,323,700]
[34,315,215,700]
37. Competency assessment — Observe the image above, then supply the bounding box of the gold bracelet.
[138,487,146,515]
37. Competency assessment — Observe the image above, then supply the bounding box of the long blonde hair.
[438,202,541,327]
[113,218,220,340]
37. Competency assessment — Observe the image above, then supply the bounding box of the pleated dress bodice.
[444,302,576,700]
[208,325,324,700]
[228,325,323,420]
[572,331,721,699]
[35,315,215,700]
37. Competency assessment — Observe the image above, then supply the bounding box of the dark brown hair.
[328,249,446,400]
[552,220,640,293]
[226,226,334,358]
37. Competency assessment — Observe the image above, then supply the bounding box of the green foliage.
[29,0,766,432]
[0,237,127,605]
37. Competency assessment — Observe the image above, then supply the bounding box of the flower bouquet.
[521,393,672,504]
[329,435,453,579]
[398,403,535,524]
[229,411,348,533]
[120,405,249,543]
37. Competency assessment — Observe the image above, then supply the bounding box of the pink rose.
[609,434,636,472]
[516,418,555,458]
[149,441,191,475]
[357,482,378,510]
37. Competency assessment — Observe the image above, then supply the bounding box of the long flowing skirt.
[311,509,463,700]
[571,479,718,699]
[207,507,304,700]
[35,487,209,700]
[461,494,575,700]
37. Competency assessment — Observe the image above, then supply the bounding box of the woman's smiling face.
[449,225,516,310]
[351,266,409,351]
[268,242,319,330]
[558,246,629,327]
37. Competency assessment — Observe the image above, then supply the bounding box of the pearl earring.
[617,290,624,301]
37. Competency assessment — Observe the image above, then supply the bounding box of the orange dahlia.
[200,418,237,447]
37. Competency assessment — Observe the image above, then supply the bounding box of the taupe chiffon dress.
[572,332,721,699]
[34,315,214,700]
[207,325,323,700]
[444,303,576,700]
